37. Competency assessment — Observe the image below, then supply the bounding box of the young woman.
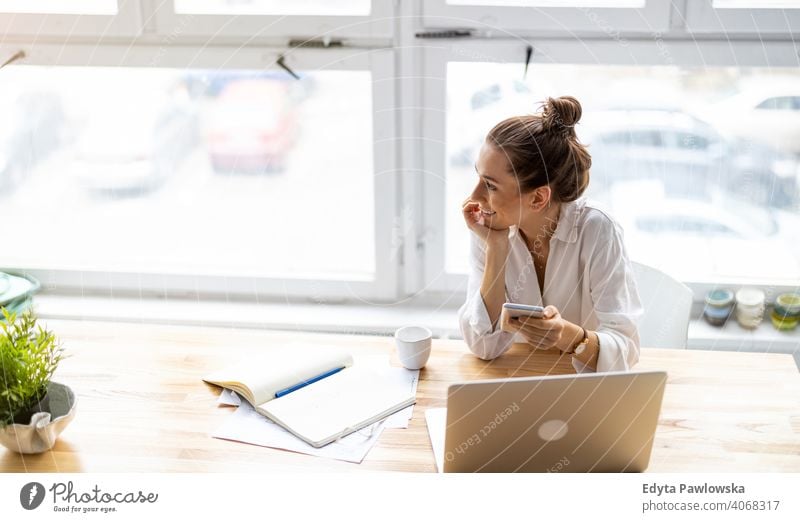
[457,95,643,372]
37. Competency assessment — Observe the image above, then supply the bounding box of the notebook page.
[204,347,352,405]
[260,365,416,446]
[212,400,385,464]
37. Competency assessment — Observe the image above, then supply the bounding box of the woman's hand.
[501,305,582,353]
[462,199,509,250]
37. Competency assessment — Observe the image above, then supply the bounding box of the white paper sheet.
[211,364,420,463]
[216,363,419,428]
[213,400,385,463]
[368,365,419,429]
[425,407,447,473]
[217,388,241,406]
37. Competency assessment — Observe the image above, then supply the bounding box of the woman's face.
[469,142,528,231]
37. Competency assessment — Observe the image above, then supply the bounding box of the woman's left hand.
[505,305,577,352]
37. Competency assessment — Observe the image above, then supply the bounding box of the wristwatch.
[569,327,590,355]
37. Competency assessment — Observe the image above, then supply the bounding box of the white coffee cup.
[394,325,432,370]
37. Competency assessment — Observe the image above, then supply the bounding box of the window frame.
[0,0,143,37]
[1,42,400,302]
[1,0,799,307]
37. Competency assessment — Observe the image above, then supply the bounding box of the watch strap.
[571,327,589,355]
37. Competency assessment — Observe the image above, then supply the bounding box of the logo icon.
[20,482,45,510]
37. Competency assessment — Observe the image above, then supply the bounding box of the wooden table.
[2,319,798,472]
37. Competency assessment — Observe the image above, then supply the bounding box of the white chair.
[631,261,693,349]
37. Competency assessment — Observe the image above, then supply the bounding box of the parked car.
[203,79,298,173]
[0,91,64,195]
[699,81,800,156]
[580,109,800,208]
[183,70,315,103]
[580,109,729,198]
[72,90,198,198]
[601,182,800,282]
[725,136,800,209]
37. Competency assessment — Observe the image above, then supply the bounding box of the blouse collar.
[552,196,586,244]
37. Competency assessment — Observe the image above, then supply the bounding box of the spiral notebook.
[203,347,417,448]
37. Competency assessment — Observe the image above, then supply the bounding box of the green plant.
[0,307,65,428]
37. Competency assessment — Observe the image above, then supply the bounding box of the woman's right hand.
[462,199,510,250]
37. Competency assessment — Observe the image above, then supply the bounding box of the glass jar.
[771,292,800,331]
[735,288,765,329]
[703,289,734,327]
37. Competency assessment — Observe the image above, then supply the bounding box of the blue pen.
[274,366,346,398]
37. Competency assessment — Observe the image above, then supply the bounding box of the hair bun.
[542,95,582,135]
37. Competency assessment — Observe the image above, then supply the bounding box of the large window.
[0,1,797,303]
[445,63,800,285]
[0,66,375,279]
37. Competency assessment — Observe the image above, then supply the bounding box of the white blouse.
[457,196,643,373]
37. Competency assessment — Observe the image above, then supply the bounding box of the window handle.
[415,29,473,38]
[523,45,533,80]
[1,50,25,70]
[276,55,300,80]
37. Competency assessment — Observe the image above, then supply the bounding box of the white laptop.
[426,370,667,472]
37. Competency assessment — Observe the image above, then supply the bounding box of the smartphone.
[502,302,545,319]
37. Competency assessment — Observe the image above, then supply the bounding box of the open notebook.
[203,347,416,448]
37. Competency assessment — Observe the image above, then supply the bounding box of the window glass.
[756,96,797,110]
[446,62,800,283]
[174,0,370,16]
[0,66,375,278]
[0,1,116,14]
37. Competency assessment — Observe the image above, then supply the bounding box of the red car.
[204,80,298,173]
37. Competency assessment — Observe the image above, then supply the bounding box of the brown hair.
[486,95,591,203]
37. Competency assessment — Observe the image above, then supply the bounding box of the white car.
[601,183,800,283]
[580,108,799,208]
[699,82,800,156]
[580,109,729,197]
[72,90,197,198]
[0,91,64,195]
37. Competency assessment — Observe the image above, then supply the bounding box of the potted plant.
[0,307,75,454]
